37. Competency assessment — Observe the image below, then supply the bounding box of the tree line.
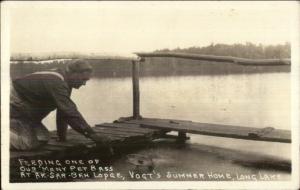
[155,42,291,59]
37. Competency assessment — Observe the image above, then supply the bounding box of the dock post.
[132,60,141,119]
[177,132,188,143]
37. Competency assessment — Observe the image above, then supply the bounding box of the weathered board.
[124,118,291,143]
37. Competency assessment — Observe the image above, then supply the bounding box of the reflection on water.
[42,73,291,180]
[44,73,290,130]
[140,73,290,129]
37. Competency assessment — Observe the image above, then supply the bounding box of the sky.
[5,1,299,55]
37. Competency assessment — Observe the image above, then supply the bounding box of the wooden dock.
[10,117,291,182]
[10,117,291,161]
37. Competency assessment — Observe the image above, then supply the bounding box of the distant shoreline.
[10,58,290,79]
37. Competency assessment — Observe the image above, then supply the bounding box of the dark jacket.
[10,69,94,137]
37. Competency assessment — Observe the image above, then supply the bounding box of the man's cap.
[67,59,93,73]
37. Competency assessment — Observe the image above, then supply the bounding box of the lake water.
[43,72,291,180]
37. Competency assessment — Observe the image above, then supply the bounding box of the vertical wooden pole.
[132,60,140,119]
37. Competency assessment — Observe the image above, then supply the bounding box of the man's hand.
[89,133,114,156]
[89,133,112,144]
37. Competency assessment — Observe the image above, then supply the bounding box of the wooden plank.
[96,123,157,133]
[54,128,133,142]
[116,117,190,127]
[94,131,139,138]
[66,129,124,141]
[110,122,157,131]
[186,122,291,141]
[124,118,192,127]
[127,118,284,135]
[93,127,149,136]
[131,119,291,143]
[96,126,150,134]
[135,52,291,66]
[93,128,140,137]
[139,118,193,124]
[107,122,141,127]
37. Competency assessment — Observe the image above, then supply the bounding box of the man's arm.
[56,109,68,141]
[44,78,114,155]
[44,79,104,139]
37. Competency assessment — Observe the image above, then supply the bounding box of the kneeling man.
[10,59,111,151]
